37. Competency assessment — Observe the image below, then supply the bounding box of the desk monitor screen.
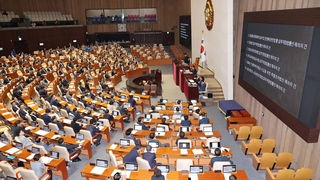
[191,100,197,104]
[96,159,108,168]
[162,99,168,103]
[6,177,17,180]
[156,126,165,132]
[97,121,104,127]
[76,134,84,141]
[178,142,191,149]
[162,115,170,120]
[223,165,236,173]
[203,126,212,132]
[125,163,138,171]
[31,121,37,127]
[190,166,204,174]
[26,145,33,151]
[123,103,131,109]
[134,125,142,130]
[120,95,126,100]
[1,137,8,144]
[112,111,119,116]
[193,106,199,111]
[43,125,50,132]
[209,142,221,149]
[148,142,159,148]
[58,130,65,136]
[82,119,88,124]
[15,142,23,149]
[145,114,152,119]
[120,139,130,146]
[157,165,170,173]
[131,90,135,94]
[50,151,59,159]
[32,147,40,154]
[180,126,190,132]
[133,97,139,101]
[142,92,146,96]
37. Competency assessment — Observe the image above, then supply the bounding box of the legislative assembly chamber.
[0,0,319,180]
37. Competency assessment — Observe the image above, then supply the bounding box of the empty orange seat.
[240,110,251,117]
[231,111,242,117]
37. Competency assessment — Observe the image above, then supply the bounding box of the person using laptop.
[173,107,182,116]
[123,145,141,164]
[151,168,165,180]
[123,129,140,145]
[57,138,81,162]
[71,117,83,134]
[71,108,84,120]
[193,108,201,120]
[148,133,170,147]
[31,154,52,180]
[149,105,158,113]
[142,145,157,168]
[34,137,54,152]
[209,148,234,168]
[113,172,127,180]
[51,116,63,130]
[12,120,25,138]
[175,132,188,145]
[107,101,116,113]
[137,117,150,130]
[198,113,210,125]
[18,129,34,147]
[86,119,102,146]
[42,109,52,125]
[128,94,136,107]
[159,118,170,131]
[181,115,192,127]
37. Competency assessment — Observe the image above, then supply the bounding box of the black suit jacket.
[71,121,83,133]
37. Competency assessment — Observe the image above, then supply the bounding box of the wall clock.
[118,24,127,32]
[204,0,214,30]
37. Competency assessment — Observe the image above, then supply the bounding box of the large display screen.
[179,15,191,49]
[240,23,313,118]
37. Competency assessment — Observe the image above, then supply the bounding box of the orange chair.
[150,84,157,97]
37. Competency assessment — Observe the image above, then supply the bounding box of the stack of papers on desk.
[6,147,20,154]
[2,112,10,116]
[63,119,72,124]
[188,174,199,180]
[192,149,204,155]
[111,170,131,179]
[199,137,207,140]
[51,135,61,139]
[90,166,106,175]
[40,156,53,164]
[131,130,137,134]
[204,132,213,136]
[180,149,188,155]
[27,153,35,160]
[155,132,165,136]
[176,120,181,124]
[98,126,104,130]
[0,142,6,148]
[91,100,97,103]
[7,117,16,121]
[109,144,118,150]
[35,130,49,136]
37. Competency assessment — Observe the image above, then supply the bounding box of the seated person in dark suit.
[57,138,81,162]
[142,145,157,168]
[51,116,63,129]
[42,108,52,125]
[61,77,69,87]
[175,131,188,145]
[149,105,158,114]
[34,137,54,152]
[71,108,84,120]
[181,115,192,127]
[18,104,28,120]
[137,116,150,130]
[159,118,170,130]
[71,117,83,134]
[123,129,140,145]
[103,109,114,121]
[123,145,141,164]
[190,65,197,75]
[209,148,233,167]
[148,133,170,147]
[38,86,48,97]
[128,95,136,107]
[151,168,165,180]
[86,119,102,146]
[12,120,25,138]
[198,113,210,125]
[11,101,19,113]
[89,90,96,99]
[50,95,61,108]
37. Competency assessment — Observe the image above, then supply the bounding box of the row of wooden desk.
[81,165,249,180]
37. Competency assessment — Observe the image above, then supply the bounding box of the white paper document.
[204,132,213,136]
[199,137,207,140]
[2,112,11,115]
[111,170,131,179]
[6,147,20,154]
[27,153,35,160]
[51,135,61,139]
[7,117,16,121]
[63,119,72,124]
[188,173,199,180]
[180,149,188,155]
[40,156,53,164]
[35,130,49,136]
[90,166,106,175]
[192,149,204,155]
[109,144,118,150]
[131,130,137,134]
[0,142,6,148]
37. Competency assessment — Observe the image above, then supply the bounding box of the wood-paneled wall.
[0,0,191,56]
[234,0,320,179]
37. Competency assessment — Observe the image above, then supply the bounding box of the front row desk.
[79,144,249,180]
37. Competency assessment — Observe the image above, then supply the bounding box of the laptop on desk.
[123,103,131,109]
[144,114,152,121]
[96,159,108,168]
[125,163,138,171]
[32,147,40,154]
[76,133,85,143]
[133,124,142,131]
[112,111,119,116]
[119,139,130,147]
[58,130,65,136]
[120,95,126,101]
[50,151,59,159]
[43,125,50,132]
[203,126,213,136]
[190,166,204,174]
[15,142,23,150]
[223,165,236,173]
[157,165,170,173]
[97,121,104,130]
[148,141,159,148]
